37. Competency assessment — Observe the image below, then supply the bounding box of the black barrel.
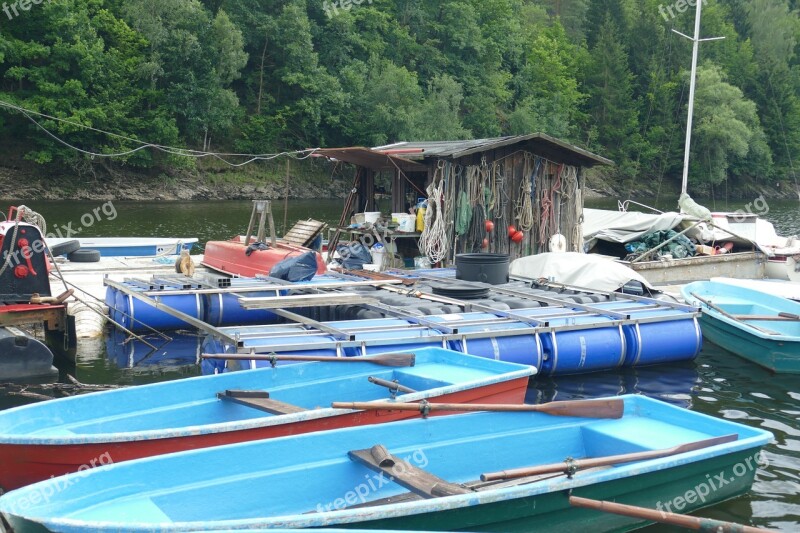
[455,253,510,285]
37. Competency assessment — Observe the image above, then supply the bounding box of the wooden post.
[283,158,290,234]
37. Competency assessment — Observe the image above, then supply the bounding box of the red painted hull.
[201,238,326,278]
[0,378,527,492]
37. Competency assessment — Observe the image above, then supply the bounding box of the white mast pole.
[680,0,703,196]
[673,1,724,198]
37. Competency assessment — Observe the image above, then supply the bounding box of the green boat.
[683,280,800,373]
[0,395,771,532]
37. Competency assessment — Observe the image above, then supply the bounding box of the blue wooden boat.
[0,395,772,532]
[47,237,197,257]
[682,280,800,373]
[0,348,532,492]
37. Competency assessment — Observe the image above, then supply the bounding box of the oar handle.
[200,353,416,367]
[569,496,777,533]
[368,376,416,394]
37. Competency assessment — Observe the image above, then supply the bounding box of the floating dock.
[103,269,702,377]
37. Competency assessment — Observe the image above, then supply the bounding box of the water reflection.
[527,361,700,407]
[104,330,202,371]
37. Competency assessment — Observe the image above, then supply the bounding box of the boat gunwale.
[0,353,534,446]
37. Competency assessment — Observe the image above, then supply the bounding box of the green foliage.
[690,65,771,186]
[0,0,798,193]
[585,16,641,177]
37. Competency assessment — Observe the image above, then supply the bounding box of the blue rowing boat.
[682,280,800,373]
[0,348,532,492]
[47,237,197,257]
[0,395,771,532]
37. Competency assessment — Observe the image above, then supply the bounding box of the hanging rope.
[419,162,449,264]
[515,155,538,232]
[466,204,487,252]
[561,165,580,251]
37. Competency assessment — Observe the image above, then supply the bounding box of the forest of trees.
[1,0,799,194]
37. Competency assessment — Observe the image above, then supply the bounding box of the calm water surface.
[0,197,798,531]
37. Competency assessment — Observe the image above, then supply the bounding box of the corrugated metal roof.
[374,133,613,168]
[314,147,427,172]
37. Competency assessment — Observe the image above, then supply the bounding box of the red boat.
[0,349,533,491]
[201,200,327,277]
[202,236,326,277]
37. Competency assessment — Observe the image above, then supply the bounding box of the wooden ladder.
[244,200,277,247]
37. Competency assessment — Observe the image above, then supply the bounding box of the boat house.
[318,134,612,265]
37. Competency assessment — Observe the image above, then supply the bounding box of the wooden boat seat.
[281,219,327,247]
[217,390,307,415]
[349,444,473,499]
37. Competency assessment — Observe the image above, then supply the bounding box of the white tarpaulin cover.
[509,252,654,292]
[582,208,688,248]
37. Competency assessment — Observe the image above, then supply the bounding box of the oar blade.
[367,353,416,367]
[537,398,624,419]
[673,433,738,453]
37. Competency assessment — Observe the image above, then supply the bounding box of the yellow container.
[416,207,426,232]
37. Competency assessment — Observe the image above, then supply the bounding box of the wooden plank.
[292,223,326,231]
[289,227,324,234]
[349,445,473,499]
[217,390,306,415]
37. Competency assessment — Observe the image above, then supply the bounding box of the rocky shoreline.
[0,164,349,201]
[0,163,795,202]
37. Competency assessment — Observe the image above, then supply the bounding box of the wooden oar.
[200,352,416,367]
[480,434,737,482]
[368,376,416,394]
[690,292,781,336]
[733,313,800,322]
[331,398,623,419]
[569,496,777,533]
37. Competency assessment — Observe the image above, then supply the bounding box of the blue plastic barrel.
[201,331,342,373]
[538,325,625,376]
[623,310,702,366]
[115,289,204,333]
[104,286,118,325]
[426,313,544,369]
[106,329,200,369]
[204,292,282,327]
[345,330,443,357]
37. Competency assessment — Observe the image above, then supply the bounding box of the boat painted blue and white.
[0,347,532,492]
[48,237,197,257]
[682,280,800,373]
[0,395,772,532]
